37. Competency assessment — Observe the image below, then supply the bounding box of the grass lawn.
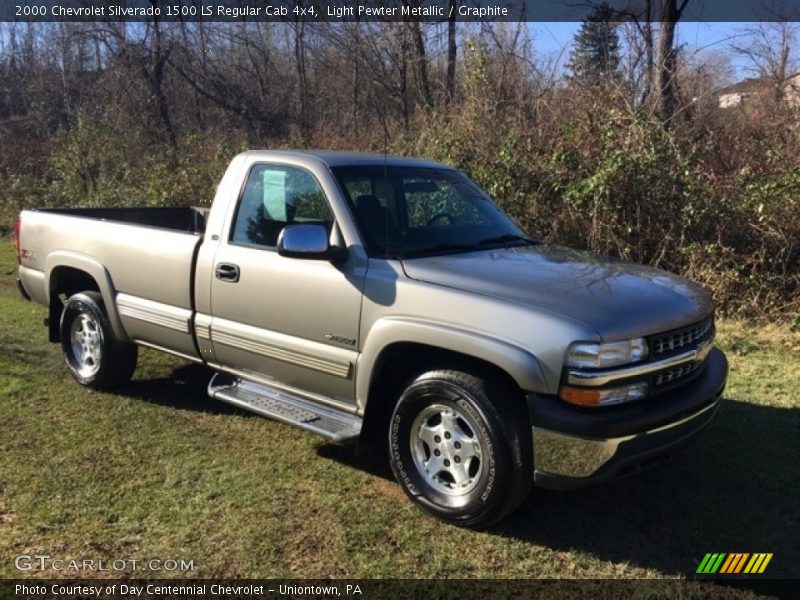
[0,238,797,587]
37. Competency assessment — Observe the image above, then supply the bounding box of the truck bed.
[17,206,207,360]
[34,206,208,234]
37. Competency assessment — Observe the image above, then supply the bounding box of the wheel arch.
[355,317,545,452]
[45,252,127,342]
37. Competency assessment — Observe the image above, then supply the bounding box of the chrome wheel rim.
[410,403,483,496]
[69,313,103,378]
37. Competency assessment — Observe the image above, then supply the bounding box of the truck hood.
[401,245,713,340]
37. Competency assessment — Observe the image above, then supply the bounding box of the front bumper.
[528,347,728,490]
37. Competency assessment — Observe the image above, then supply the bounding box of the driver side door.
[208,163,364,405]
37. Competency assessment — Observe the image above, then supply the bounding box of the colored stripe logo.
[697,553,773,574]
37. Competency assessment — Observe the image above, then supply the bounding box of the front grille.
[649,316,714,357]
[654,360,704,386]
[561,315,716,400]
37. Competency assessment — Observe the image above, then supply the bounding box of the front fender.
[356,316,547,410]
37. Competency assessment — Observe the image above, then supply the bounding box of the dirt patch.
[369,477,406,503]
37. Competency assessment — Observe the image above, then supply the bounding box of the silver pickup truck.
[15,150,728,526]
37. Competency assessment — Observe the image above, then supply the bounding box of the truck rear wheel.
[60,291,137,390]
[388,369,532,527]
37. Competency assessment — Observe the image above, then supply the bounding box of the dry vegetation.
[0,20,798,320]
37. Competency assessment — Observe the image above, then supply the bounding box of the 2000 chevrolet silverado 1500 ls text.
[15,151,728,526]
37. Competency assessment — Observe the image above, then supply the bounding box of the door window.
[231,164,333,247]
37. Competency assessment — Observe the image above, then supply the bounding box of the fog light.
[559,382,649,407]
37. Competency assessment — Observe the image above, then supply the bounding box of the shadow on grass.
[105,364,799,578]
[495,397,800,578]
[319,397,800,578]
[112,362,254,417]
[317,442,395,480]
[0,343,54,364]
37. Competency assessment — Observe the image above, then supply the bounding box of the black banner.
[3,0,800,23]
[1,579,797,600]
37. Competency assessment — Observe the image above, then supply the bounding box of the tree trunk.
[294,21,309,141]
[352,56,359,126]
[410,22,433,109]
[397,26,410,132]
[148,20,178,150]
[774,27,791,102]
[641,0,654,105]
[445,4,457,104]
[653,0,684,124]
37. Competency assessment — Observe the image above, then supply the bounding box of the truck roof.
[240,149,453,170]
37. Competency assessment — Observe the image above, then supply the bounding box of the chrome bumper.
[530,347,728,490]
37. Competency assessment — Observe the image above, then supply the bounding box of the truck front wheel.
[60,291,137,390]
[388,369,532,527]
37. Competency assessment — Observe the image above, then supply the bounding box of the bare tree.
[293,20,309,140]
[653,0,690,123]
[409,21,433,109]
[580,0,689,122]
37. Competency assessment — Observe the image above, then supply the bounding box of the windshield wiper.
[399,243,482,258]
[398,235,540,259]
[475,234,540,247]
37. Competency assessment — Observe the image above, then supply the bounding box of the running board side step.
[208,373,362,443]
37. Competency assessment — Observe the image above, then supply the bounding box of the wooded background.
[1,14,798,321]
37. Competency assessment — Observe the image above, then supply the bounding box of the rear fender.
[45,251,128,341]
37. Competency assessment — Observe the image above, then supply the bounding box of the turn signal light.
[559,382,648,407]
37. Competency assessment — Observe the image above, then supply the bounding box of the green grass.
[0,238,797,586]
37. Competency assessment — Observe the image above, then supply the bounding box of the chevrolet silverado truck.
[14,150,728,526]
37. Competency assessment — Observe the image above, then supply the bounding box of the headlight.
[560,382,649,407]
[565,338,648,369]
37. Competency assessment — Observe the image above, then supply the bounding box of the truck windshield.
[332,165,534,258]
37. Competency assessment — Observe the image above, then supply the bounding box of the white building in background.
[718,73,800,109]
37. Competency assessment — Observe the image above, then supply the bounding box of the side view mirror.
[277,224,348,263]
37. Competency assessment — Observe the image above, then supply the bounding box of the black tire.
[59,291,138,390]
[388,369,532,527]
